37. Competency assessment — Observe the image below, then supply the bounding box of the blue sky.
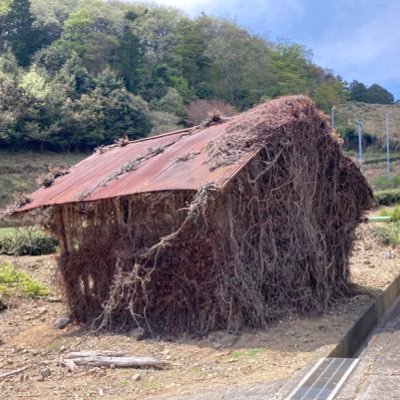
[151,0,400,100]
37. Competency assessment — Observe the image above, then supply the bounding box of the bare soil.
[0,224,399,400]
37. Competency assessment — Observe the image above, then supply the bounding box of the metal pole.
[355,119,363,165]
[386,112,391,179]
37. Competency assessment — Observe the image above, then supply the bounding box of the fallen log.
[66,351,165,368]
[68,351,128,358]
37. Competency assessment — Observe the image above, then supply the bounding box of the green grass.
[229,348,262,359]
[0,150,86,225]
[336,102,400,140]
[370,206,400,246]
[0,262,49,299]
[0,227,16,238]
[373,174,400,190]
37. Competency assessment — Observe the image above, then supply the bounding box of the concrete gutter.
[329,272,400,357]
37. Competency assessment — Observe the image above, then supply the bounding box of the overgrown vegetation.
[374,189,400,206]
[0,226,58,255]
[48,97,372,336]
[0,0,381,152]
[371,207,400,247]
[0,262,49,299]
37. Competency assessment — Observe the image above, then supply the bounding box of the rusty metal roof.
[18,122,256,212]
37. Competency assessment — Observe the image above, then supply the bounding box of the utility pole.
[355,119,363,167]
[386,112,391,179]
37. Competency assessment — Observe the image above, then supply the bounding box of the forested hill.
[0,0,394,152]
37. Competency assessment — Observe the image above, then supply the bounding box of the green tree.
[115,16,144,93]
[0,0,54,66]
[349,80,368,102]
[365,84,394,104]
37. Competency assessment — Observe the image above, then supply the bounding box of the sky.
[150,0,400,100]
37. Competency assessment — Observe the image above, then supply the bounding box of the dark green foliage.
[0,0,395,152]
[349,80,394,104]
[0,227,58,256]
[115,26,143,93]
[0,0,55,66]
[337,126,377,149]
[374,189,400,206]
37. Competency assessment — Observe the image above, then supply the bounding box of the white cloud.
[149,0,400,96]
[311,1,400,88]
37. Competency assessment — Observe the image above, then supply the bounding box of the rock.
[40,367,52,379]
[53,317,70,329]
[384,251,392,259]
[132,373,141,382]
[127,327,145,340]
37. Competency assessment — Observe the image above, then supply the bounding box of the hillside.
[336,102,400,138]
[0,151,85,216]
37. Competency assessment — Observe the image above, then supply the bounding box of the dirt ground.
[0,223,399,400]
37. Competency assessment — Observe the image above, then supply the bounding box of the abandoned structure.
[12,96,373,336]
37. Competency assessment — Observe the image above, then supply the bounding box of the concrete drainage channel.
[276,272,400,400]
[152,274,400,400]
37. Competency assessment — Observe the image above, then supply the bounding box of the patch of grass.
[373,174,400,190]
[47,341,64,351]
[0,262,49,299]
[230,348,262,359]
[336,102,400,141]
[143,381,160,390]
[371,223,400,247]
[379,206,400,222]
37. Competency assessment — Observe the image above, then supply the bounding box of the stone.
[132,373,141,382]
[40,367,52,379]
[53,317,70,329]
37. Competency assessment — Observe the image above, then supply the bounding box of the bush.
[374,189,400,206]
[337,126,377,149]
[0,262,49,298]
[0,227,58,256]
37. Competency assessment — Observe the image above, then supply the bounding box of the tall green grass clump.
[0,262,49,299]
[372,206,400,246]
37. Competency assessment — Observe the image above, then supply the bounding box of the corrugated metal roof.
[18,122,256,212]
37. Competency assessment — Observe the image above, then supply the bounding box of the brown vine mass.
[15,96,374,337]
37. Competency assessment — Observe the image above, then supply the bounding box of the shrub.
[0,263,49,298]
[0,227,58,256]
[337,126,377,150]
[374,189,400,206]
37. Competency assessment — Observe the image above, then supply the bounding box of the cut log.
[66,352,165,368]
[68,351,128,358]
